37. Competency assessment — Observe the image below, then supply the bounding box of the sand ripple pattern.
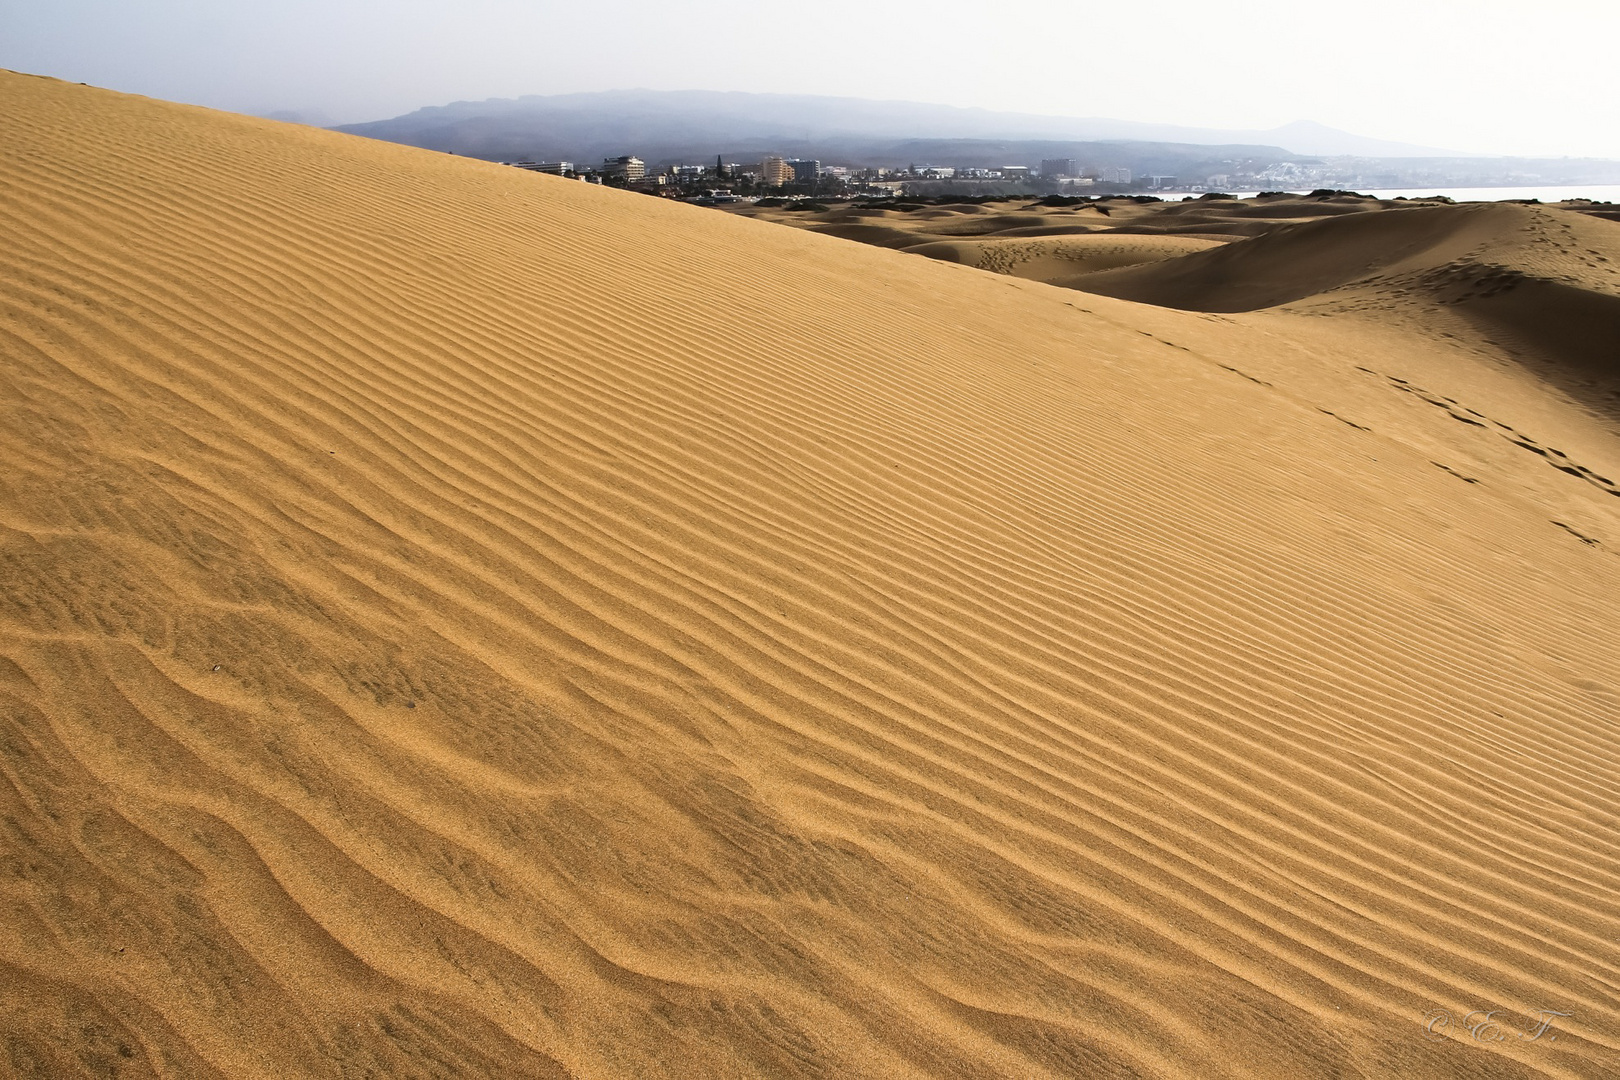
[1,73,1618,1078]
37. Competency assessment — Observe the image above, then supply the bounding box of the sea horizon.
[1205,183,1620,203]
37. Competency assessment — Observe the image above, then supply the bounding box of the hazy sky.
[5,0,1619,158]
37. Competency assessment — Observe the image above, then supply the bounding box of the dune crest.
[2,72,1619,1078]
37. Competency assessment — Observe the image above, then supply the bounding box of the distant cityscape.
[497,152,1602,201]
[502,154,1149,200]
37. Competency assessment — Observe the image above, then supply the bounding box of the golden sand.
[2,72,1618,1077]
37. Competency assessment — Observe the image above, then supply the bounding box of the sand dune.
[3,70,1620,1079]
[905,235,1226,289]
[1069,202,1608,310]
[738,194,1395,290]
[1072,202,1620,425]
[746,201,1236,289]
[760,195,1620,424]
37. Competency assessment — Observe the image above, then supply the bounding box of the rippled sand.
[3,71,1618,1078]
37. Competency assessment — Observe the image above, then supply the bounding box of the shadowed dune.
[1052,203,1532,311]
[3,72,1620,1079]
[1464,277,1620,421]
[737,193,1430,283]
[906,235,1225,289]
[799,222,930,248]
[1071,203,1620,423]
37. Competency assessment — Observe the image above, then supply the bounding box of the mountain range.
[332,89,1464,167]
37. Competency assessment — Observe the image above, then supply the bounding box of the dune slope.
[1069,201,1620,428]
[1069,203,1525,311]
[905,235,1225,290]
[2,72,1619,1079]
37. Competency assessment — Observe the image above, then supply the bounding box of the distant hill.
[332,89,1457,167]
[1258,119,1464,158]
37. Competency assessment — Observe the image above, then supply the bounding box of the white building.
[506,161,573,175]
[601,156,646,181]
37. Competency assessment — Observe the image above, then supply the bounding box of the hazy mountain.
[333,89,1461,165]
[1259,120,1463,158]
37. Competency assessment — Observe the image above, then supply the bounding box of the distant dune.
[1067,200,1606,309]
[1067,202,1620,422]
[3,71,1620,1079]
[904,235,1224,290]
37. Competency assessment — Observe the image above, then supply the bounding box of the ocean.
[1207,184,1620,203]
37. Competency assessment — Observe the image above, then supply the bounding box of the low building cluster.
[498,152,1152,199]
[497,147,1613,201]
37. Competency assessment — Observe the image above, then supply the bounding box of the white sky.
[4,0,1618,158]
